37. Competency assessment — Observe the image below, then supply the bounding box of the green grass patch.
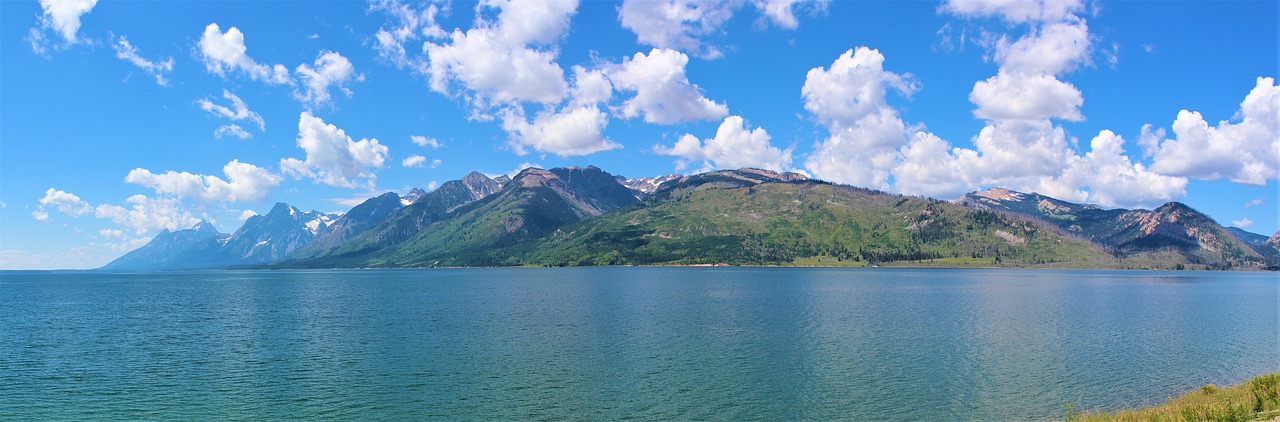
[1069,372,1280,422]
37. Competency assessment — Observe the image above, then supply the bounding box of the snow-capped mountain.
[617,174,682,198]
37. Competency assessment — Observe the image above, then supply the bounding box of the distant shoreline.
[10,264,1275,273]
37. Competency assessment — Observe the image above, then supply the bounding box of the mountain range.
[101,165,1280,271]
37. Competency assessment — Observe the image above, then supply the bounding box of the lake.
[1,268,1276,420]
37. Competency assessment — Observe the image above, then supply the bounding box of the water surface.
[2,268,1276,420]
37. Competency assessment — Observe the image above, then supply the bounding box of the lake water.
[1,268,1276,420]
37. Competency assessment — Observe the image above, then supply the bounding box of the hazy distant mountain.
[100,220,225,271]
[1227,227,1270,247]
[955,188,1272,269]
[161,203,336,269]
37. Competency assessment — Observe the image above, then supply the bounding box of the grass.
[1069,373,1280,422]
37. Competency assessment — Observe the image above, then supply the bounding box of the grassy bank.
[1070,372,1280,421]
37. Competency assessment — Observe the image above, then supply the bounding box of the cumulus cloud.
[502,105,620,156]
[802,47,916,189]
[423,0,577,108]
[125,160,281,204]
[954,120,1072,187]
[1245,198,1265,209]
[33,188,92,221]
[892,132,971,199]
[609,48,728,124]
[280,112,390,188]
[971,72,1083,121]
[198,90,266,131]
[1146,77,1280,185]
[410,135,442,148]
[112,36,174,86]
[991,20,1090,74]
[29,0,98,54]
[95,195,200,235]
[294,51,362,108]
[198,23,291,84]
[796,43,1185,207]
[1039,130,1187,208]
[656,115,792,172]
[240,209,259,220]
[801,47,917,130]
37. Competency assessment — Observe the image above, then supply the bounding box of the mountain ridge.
[100,166,1279,271]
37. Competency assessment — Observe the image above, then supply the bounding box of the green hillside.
[524,170,1116,267]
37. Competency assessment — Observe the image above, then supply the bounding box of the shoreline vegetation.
[1069,372,1280,422]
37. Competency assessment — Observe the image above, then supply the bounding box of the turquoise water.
[1,268,1276,420]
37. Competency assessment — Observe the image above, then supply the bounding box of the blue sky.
[1,0,1276,269]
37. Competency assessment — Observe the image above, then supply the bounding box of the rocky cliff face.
[955,188,1272,268]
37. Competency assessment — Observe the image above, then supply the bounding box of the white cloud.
[1147,77,1280,185]
[970,72,1083,121]
[801,47,916,189]
[1041,130,1187,209]
[198,23,291,84]
[198,90,266,131]
[502,105,620,156]
[423,0,577,108]
[609,48,729,124]
[294,50,361,108]
[239,209,258,220]
[112,36,174,86]
[214,124,252,140]
[618,0,735,59]
[801,47,917,130]
[33,0,97,47]
[280,112,390,188]
[656,115,792,172]
[94,195,200,235]
[570,66,613,106]
[954,119,1072,187]
[411,135,442,148]
[99,229,125,239]
[402,155,428,167]
[125,160,281,204]
[1231,218,1254,229]
[1245,198,1265,209]
[892,131,972,199]
[941,0,1085,24]
[754,0,800,29]
[993,20,1090,75]
[370,0,447,68]
[34,188,92,221]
